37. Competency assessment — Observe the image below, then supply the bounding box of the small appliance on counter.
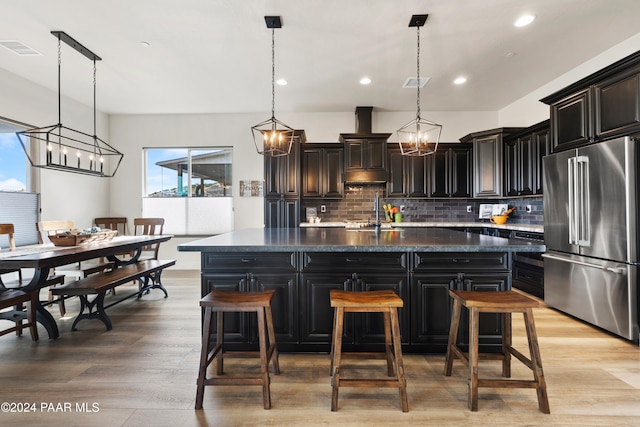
[306,207,318,223]
[479,203,508,219]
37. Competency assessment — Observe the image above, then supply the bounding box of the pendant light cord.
[271,26,276,120]
[57,36,62,126]
[416,25,421,121]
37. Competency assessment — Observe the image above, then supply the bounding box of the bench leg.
[137,270,169,299]
[71,294,112,331]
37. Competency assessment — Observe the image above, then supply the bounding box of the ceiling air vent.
[402,77,430,88]
[0,40,42,56]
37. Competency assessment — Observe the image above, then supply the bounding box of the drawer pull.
[452,259,471,263]
[241,258,257,263]
[346,258,362,262]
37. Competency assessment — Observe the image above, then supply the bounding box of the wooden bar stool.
[330,289,408,412]
[444,290,550,413]
[195,290,280,410]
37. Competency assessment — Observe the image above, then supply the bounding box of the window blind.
[0,191,39,248]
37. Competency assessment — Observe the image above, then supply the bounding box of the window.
[143,148,233,235]
[0,117,32,192]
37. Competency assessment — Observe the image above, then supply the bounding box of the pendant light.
[251,16,295,157]
[397,15,442,156]
[17,31,123,177]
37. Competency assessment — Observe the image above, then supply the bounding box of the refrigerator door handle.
[542,253,627,274]
[576,155,590,246]
[568,157,577,245]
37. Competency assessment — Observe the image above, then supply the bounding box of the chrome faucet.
[374,192,381,228]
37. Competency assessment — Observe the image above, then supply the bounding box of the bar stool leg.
[264,305,280,374]
[331,306,345,412]
[383,311,395,376]
[468,307,480,412]
[256,306,271,409]
[330,306,337,376]
[524,308,550,414]
[390,307,409,412]
[216,311,224,375]
[195,307,213,409]
[502,312,511,378]
[444,298,462,376]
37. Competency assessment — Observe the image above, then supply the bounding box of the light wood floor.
[0,270,639,426]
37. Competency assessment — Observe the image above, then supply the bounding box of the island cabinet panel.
[411,252,511,351]
[299,252,409,350]
[201,252,298,346]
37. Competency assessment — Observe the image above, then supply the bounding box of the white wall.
[0,68,110,228]
[499,32,640,126]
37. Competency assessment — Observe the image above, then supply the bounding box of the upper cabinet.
[264,130,306,198]
[386,143,472,198]
[541,50,640,152]
[302,144,344,198]
[340,134,391,183]
[460,128,523,198]
[503,121,550,196]
[428,143,473,198]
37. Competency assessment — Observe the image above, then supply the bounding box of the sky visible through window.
[0,132,27,192]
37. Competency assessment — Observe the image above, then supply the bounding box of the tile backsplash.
[301,184,543,225]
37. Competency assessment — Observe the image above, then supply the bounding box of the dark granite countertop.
[178,227,545,253]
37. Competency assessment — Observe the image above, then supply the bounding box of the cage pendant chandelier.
[17,31,123,177]
[397,15,442,156]
[251,16,295,157]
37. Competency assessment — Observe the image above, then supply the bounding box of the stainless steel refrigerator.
[543,136,639,342]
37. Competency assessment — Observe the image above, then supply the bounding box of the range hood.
[340,107,391,183]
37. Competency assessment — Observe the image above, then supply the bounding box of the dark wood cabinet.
[201,253,298,346]
[460,128,523,198]
[299,252,409,350]
[264,197,300,228]
[264,130,306,228]
[428,143,473,198]
[301,144,344,198]
[594,67,640,140]
[386,146,428,198]
[550,89,592,150]
[503,120,550,196]
[340,134,391,183]
[541,50,640,151]
[411,251,511,352]
[386,143,472,198]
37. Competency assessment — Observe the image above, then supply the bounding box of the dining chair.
[133,218,165,260]
[0,223,66,317]
[0,223,22,283]
[0,288,39,341]
[94,217,128,235]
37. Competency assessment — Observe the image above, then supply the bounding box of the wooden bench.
[51,259,176,331]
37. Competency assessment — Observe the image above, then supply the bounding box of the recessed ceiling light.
[140,41,150,48]
[453,76,467,85]
[360,77,372,85]
[276,78,287,86]
[514,14,535,27]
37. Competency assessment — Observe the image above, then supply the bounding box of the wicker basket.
[49,230,118,247]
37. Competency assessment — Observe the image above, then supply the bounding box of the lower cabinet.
[202,272,298,346]
[200,250,513,353]
[264,197,300,228]
[299,273,409,348]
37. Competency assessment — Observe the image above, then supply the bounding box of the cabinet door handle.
[452,259,470,263]
[346,258,362,262]
[241,258,257,263]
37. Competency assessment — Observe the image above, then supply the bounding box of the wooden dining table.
[0,234,172,339]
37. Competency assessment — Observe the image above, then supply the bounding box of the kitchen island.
[179,227,545,353]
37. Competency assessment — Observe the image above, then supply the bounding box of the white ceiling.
[1,0,639,116]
